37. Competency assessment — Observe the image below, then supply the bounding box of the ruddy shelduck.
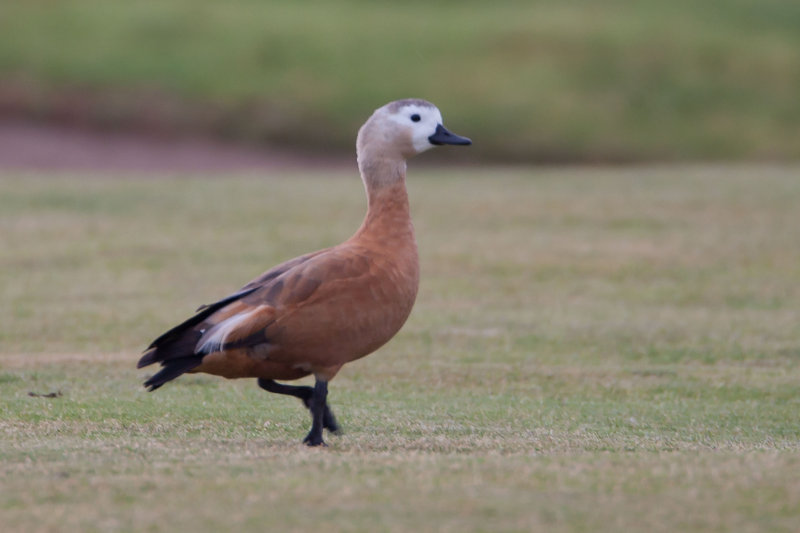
[138,99,471,446]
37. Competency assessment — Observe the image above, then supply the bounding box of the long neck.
[352,157,414,243]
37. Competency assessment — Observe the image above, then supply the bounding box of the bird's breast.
[270,240,419,367]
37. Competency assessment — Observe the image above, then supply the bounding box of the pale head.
[356,99,471,168]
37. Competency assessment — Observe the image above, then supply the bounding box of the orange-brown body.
[191,182,419,382]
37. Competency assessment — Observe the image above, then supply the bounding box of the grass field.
[1,166,800,531]
[1,0,799,161]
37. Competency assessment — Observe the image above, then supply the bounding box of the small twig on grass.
[28,391,62,398]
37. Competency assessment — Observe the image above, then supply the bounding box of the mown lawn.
[1,166,799,531]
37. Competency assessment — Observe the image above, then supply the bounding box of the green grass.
[2,166,800,531]
[1,0,799,161]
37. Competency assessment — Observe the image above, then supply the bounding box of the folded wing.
[138,249,327,390]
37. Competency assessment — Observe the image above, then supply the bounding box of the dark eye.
[410,114,421,122]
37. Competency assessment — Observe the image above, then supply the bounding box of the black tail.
[143,356,204,391]
[138,332,205,391]
[138,286,259,390]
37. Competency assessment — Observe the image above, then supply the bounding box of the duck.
[137,99,471,446]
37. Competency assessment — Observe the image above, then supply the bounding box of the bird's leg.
[302,379,329,447]
[257,378,339,433]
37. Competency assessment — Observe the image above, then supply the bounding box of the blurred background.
[0,0,798,166]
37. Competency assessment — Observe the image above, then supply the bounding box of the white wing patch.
[196,308,260,355]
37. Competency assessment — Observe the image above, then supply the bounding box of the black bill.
[428,124,472,146]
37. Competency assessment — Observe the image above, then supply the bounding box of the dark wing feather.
[142,286,259,354]
[138,249,328,389]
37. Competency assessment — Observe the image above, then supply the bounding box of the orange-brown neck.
[353,158,415,245]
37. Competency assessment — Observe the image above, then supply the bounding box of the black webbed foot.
[258,378,340,434]
[302,431,327,447]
